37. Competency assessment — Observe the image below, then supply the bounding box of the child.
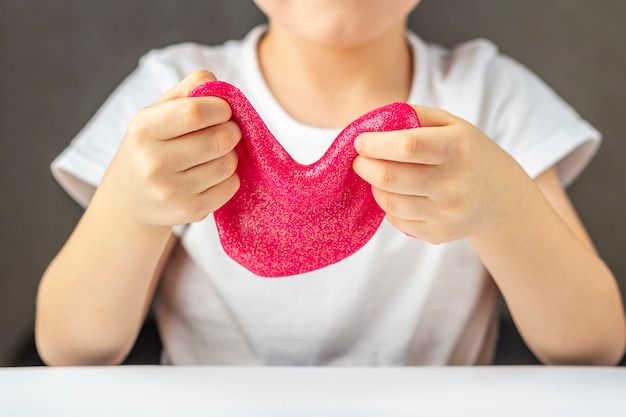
[36,0,625,366]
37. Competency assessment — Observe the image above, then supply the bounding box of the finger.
[371,187,438,221]
[162,121,241,171]
[178,151,239,194]
[386,215,456,245]
[385,216,432,242]
[133,95,233,141]
[192,174,241,221]
[355,124,459,165]
[410,105,456,128]
[353,155,442,196]
[156,70,218,103]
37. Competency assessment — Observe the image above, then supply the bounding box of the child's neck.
[257,22,413,129]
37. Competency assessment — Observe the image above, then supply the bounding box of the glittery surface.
[189,81,421,277]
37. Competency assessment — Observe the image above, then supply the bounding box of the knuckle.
[211,121,239,156]
[449,137,463,161]
[151,182,176,204]
[179,100,205,127]
[176,199,204,223]
[137,153,162,181]
[453,128,473,157]
[445,181,469,215]
[428,237,444,246]
[398,132,418,159]
[211,130,230,156]
[127,112,150,140]
[220,152,239,176]
[144,146,171,179]
[424,226,445,245]
[191,69,215,82]
[376,165,395,188]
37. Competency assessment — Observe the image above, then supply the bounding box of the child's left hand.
[352,105,531,244]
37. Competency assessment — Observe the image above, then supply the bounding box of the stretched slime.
[189,81,421,277]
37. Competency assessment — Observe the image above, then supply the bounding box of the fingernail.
[354,136,362,153]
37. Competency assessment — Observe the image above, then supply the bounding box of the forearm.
[35,71,240,365]
[36,181,173,366]
[352,105,625,364]
[470,174,626,365]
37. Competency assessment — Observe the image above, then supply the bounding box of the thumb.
[156,70,218,104]
[410,105,455,128]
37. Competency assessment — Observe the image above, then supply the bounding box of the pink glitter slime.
[189,81,421,277]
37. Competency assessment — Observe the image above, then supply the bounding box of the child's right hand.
[103,70,242,227]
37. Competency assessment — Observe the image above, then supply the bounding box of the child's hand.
[103,71,242,227]
[353,105,528,244]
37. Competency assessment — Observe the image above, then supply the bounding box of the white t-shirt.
[52,26,600,366]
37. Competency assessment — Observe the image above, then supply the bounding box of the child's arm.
[353,105,626,365]
[35,71,241,366]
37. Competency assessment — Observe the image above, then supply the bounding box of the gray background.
[1,1,625,366]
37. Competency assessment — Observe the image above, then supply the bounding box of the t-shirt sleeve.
[51,49,187,205]
[480,50,600,186]
[51,47,195,233]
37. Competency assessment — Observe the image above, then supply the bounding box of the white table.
[1,366,624,416]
